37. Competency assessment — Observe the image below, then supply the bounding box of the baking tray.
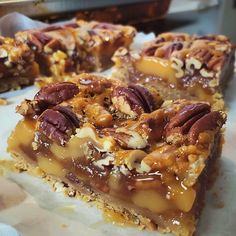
[0,0,169,20]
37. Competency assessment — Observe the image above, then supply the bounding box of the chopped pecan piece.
[16,99,47,118]
[34,82,79,106]
[37,107,80,146]
[102,128,147,149]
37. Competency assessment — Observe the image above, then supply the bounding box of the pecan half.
[40,25,63,32]
[34,82,79,106]
[33,32,52,44]
[44,39,62,53]
[188,111,226,144]
[53,105,80,128]
[37,107,80,146]
[186,47,215,75]
[112,85,155,118]
[93,22,117,30]
[165,103,211,144]
[128,84,155,113]
[28,32,52,51]
[164,42,183,59]
[142,45,159,56]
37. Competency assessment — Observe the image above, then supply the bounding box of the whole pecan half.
[93,22,117,30]
[164,42,183,58]
[165,103,226,144]
[165,103,210,143]
[188,111,226,144]
[40,25,63,32]
[128,84,155,113]
[112,84,155,118]
[142,45,159,56]
[33,32,52,44]
[34,82,79,106]
[53,105,80,128]
[37,106,80,146]
[28,32,52,51]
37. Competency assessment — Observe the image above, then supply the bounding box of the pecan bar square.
[112,33,235,110]
[8,73,226,236]
[15,20,136,78]
[0,37,39,92]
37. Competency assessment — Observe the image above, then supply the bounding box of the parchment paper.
[0,13,235,236]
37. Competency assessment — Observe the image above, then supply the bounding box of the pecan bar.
[112,33,235,110]
[15,20,136,78]
[0,37,39,92]
[8,73,226,236]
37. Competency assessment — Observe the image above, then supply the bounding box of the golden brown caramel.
[135,57,177,86]
[8,119,198,217]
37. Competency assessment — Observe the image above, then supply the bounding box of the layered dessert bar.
[8,73,226,236]
[0,37,39,92]
[15,20,136,77]
[112,33,235,109]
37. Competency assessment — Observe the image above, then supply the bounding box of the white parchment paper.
[0,13,235,236]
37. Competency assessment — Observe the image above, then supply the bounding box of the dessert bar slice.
[15,20,136,77]
[0,37,39,92]
[8,73,226,236]
[112,33,235,109]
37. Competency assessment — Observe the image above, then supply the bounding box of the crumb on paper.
[60,224,68,228]
[0,159,20,173]
[54,205,77,214]
[212,191,225,209]
[0,97,7,105]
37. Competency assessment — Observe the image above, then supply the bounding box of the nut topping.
[112,84,155,118]
[165,103,211,144]
[128,84,155,113]
[16,99,47,118]
[85,103,113,128]
[164,42,183,59]
[37,107,80,146]
[188,111,226,144]
[34,82,79,106]
[123,150,148,173]
[171,57,184,78]
[103,128,148,149]
[33,32,52,45]
[53,105,80,128]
